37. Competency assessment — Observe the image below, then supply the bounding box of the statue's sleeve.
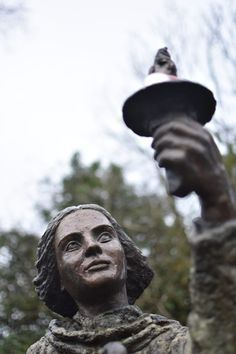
[187,219,236,354]
[26,336,57,354]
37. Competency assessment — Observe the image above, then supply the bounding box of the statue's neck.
[76,288,129,318]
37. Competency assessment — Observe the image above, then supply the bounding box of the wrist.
[200,188,236,224]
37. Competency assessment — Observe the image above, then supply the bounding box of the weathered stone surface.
[26,306,191,353]
[188,220,236,354]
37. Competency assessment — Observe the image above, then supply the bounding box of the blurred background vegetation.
[0,0,236,353]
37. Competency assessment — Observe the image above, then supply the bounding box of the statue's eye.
[97,232,113,243]
[65,240,81,252]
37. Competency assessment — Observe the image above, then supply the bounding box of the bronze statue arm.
[152,119,236,353]
[152,118,236,224]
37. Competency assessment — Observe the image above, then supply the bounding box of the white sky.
[0,0,218,232]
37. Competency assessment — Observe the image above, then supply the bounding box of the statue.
[148,47,177,75]
[26,50,236,353]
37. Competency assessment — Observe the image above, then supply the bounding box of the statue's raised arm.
[152,107,236,353]
[123,47,236,353]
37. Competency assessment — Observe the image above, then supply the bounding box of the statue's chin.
[66,268,127,304]
[86,271,126,293]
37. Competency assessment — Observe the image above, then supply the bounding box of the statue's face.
[54,209,126,302]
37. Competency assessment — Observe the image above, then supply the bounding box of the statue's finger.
[153,136,206,162]
[152,119,210,148]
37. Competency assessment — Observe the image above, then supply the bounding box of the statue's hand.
[152,119,236,224]
[101,341,127,354]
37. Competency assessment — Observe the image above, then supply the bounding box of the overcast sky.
[0,0,216,232]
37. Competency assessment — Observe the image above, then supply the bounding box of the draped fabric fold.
[27,306,190,353]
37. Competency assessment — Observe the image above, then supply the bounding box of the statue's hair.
[34,204,154,317]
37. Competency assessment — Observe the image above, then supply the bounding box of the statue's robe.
[26,306,190,353]
[27,220,236,354]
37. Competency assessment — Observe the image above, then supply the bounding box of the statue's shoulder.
[150,313,185,328]
[26,336,56,354]
[142,313,191,353]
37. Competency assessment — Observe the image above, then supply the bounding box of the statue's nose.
[84,238,102,257]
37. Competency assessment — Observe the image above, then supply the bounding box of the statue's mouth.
[85,259,110,272]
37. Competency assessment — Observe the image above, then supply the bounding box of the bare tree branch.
[0,1,25,35]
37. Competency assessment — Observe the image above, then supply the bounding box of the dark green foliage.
[0,331,41,354]
[0,230,53,353]
[222,142,236,192]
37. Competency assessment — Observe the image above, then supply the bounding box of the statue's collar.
[48,305,144,338]
[72,305,143,330]
[46,305,180,352]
